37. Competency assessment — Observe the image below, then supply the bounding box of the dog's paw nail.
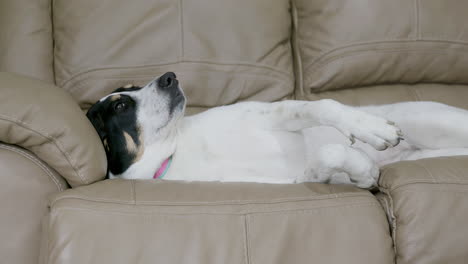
[398,136,405,141]
[397,130,403,137]
[377,145,388,151]
[349,135,356,145]
[123,83,134,88]
[387,120,396,125]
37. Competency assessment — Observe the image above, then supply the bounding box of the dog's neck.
[120,124,180,180]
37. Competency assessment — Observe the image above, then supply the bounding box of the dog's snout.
[158,72,177,89]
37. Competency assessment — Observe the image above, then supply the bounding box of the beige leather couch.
[1,1,468,263]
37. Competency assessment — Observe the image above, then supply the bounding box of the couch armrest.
[0,143,68,264]
[0,72,106,186]
[378,156,468,264]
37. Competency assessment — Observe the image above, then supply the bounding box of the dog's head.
[86,72,185,179]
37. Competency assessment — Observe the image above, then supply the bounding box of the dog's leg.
[298,144,379,188]
[361,102,468,149]
[261,100,402,151]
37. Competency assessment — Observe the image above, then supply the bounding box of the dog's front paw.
[339,110,402,151]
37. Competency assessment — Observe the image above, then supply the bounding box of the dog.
[86,72,468,188]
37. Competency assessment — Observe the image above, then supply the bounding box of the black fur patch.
[86,86,143,177]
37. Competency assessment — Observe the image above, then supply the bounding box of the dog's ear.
[86,103,108,140]
[86,102,111,178]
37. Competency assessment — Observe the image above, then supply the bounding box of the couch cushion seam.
[179,0,184,59]
[248,202,379,216]
[392,188,468,195]
[408,86,423,101]
[414,160,438,183]
[301,39,468,75]
[290,0,303,100]
[304,47,468,85]
[386,181,468,192]
[131,180,136,205]
[0,115,87,185]
[60,60,293,88]
[66,70,293,103]
[414,0,420,40]
[51,202,379,216]
[49,192,372,207]
[244,215,251,264]
[378,188,398,260]
[0,144,65,191]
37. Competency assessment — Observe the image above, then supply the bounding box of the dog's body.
[87,72,468,188]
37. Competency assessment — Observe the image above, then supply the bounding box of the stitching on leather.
[380,186,468,259]
[244,215,251,264]
[408,86,422,101]
[179,0,184,59]
[67,68,293,103]
[414,0,420,40]
[0,114,87,184]
[304,39,468,72]
[46,213,51,264]
[395,188,468,195]
[50,193,370,207]
[49,191,372,208]
[379,162,468,190]
[417,0,421,39]
[304,46,468,85]
[71,69,292,85]
[414,160,438,183]
[303,40,468,82]
[0,144,65,191]
[73,74,293,109]
[389,181,468,192]
[378,188,398,259]
[50,196,135,208]
[290,0,303,100]
[51,202,379,216]
[131,180,136,205]
[328,184,339,198]
[248,202,379,216]
[61,60,292,89]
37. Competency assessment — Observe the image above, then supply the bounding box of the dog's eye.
[114,102,127,112]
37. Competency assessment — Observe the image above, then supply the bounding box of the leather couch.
[1,0,468,263]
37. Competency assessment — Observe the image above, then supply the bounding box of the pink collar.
[153,156,172,179]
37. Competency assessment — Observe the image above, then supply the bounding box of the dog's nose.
[158,72,177,89]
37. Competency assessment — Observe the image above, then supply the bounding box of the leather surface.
[43,180,394,264]
[293,0,468,98]
[0,143,67,264]
[52,0,294,110]
[0,72,106,187]
[306,83,468,110]
[379,156,468,264]
[0,0,54,83]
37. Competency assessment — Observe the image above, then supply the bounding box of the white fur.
[109,77,468,188]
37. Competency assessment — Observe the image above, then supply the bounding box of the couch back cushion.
[0,0,54,83]
[294,0,468,99]
[53,0,294,109]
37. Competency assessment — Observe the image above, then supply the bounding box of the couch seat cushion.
[43,180,394,264]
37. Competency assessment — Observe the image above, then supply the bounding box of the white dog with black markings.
[86,72,468,188]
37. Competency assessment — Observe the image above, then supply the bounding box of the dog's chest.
[166,122,307,183]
